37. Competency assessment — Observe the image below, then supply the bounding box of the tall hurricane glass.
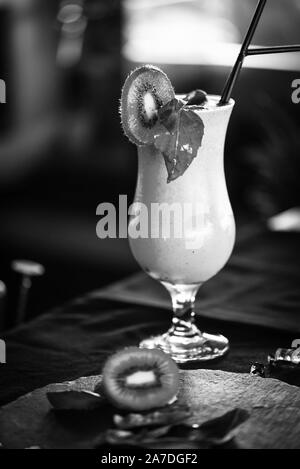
[129,96,235,363]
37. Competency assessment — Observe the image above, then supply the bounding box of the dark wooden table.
[0,224,299,408]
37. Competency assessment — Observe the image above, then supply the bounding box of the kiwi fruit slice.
[120,65,175,146]
[102,347,180,411]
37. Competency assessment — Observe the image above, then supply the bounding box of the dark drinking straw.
[247,45,300,55]
[219,0,267,105]
[219,0,300,105]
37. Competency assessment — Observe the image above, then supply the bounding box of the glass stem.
[163,283,202,339]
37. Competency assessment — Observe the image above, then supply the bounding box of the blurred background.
[0,0,299,330]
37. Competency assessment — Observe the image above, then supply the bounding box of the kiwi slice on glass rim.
[120,65,175,146]
[102,347,180,411]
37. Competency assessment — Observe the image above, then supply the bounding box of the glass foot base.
[140,331,229,364]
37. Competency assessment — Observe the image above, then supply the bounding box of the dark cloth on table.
[0,225,299,406]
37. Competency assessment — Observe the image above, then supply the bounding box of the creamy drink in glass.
[129,96,235,286]
[129,96,235,363]
[121,66,235,363]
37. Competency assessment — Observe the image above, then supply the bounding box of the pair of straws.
[220,0,300,105]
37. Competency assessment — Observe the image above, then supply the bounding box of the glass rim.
[176,94,235,112]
